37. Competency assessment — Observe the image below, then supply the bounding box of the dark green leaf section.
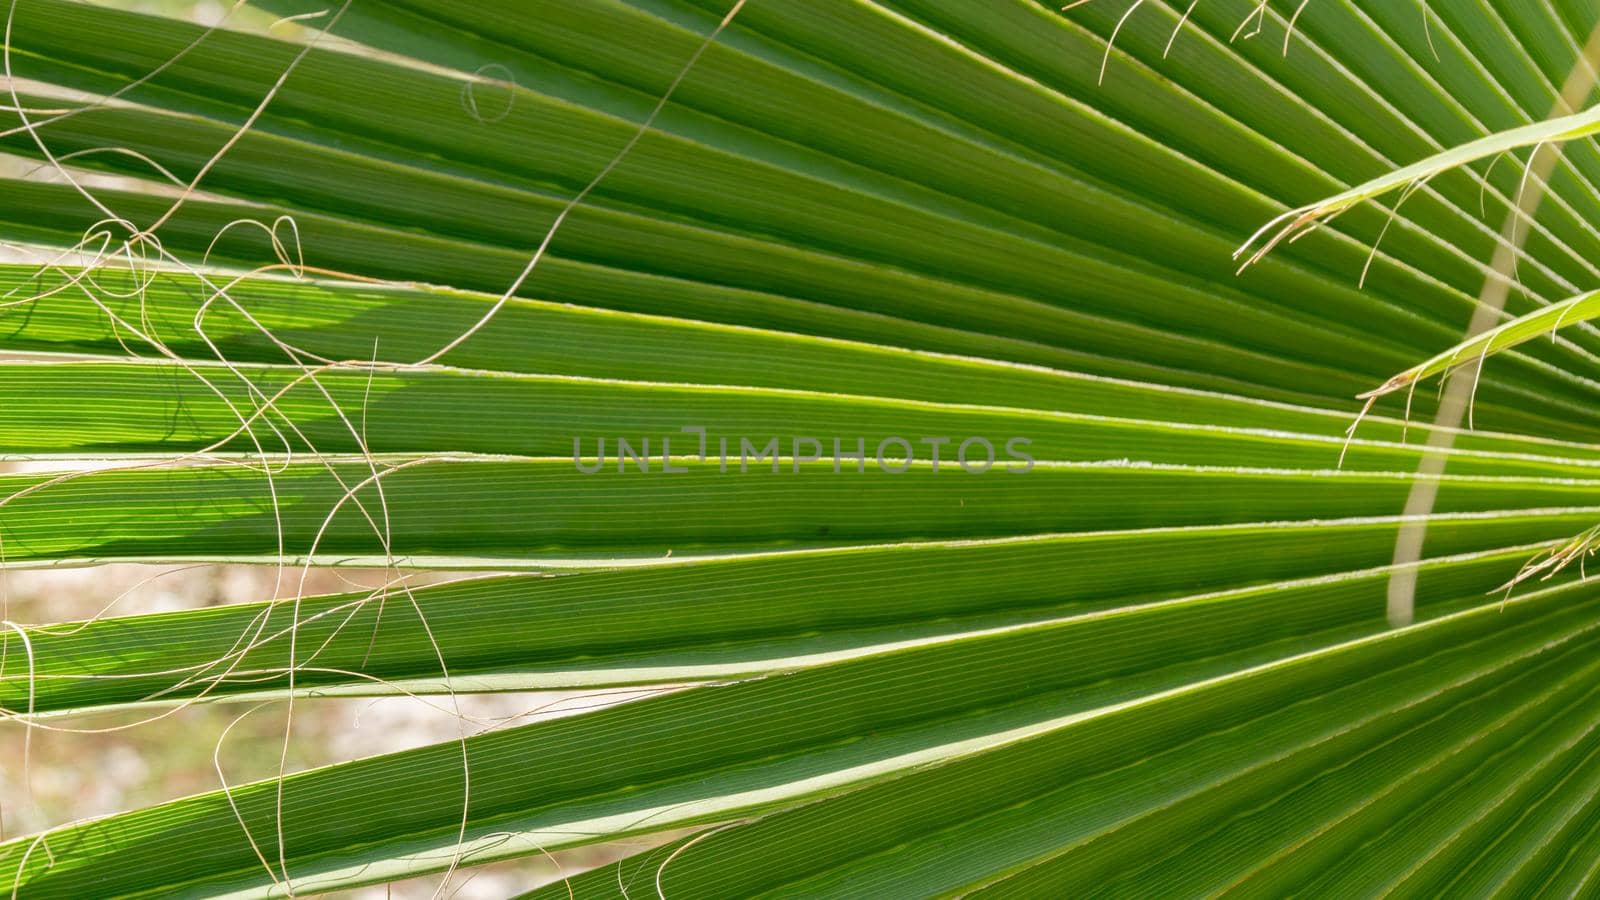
[270,0,1600,424]
[267,0,1589,347]
[1050,0,1600,301]
[4,0,1600,437]
[0,181,1397,415]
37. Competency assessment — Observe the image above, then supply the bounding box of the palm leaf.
[3,0,1600,896]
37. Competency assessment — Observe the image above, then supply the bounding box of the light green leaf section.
[0,458,1597,566]
[5,266,1600,473]
[13,357,1600,479]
